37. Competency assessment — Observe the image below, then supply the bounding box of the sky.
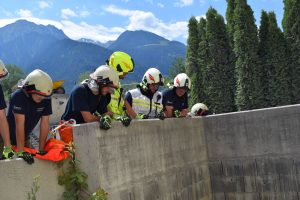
[0,0,284,44]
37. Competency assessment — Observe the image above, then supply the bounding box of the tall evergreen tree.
[204,8,236,113]
[197,17,208,105]
[186,17,200,105]
[225,0,238,111]
[258,11,271,107]
[283,0,300,103]
[266,12,291,106]
[233,0,263,110]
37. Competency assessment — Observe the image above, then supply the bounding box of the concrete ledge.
[0,159,64,200]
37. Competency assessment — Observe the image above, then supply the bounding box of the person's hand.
[117,116,131,127]
[136,114,148,119]
[100,115,112,130]
[36,149,48,156]
[0,146,14,160]
[173,110,181,118]
[157,111,165,120]
[17,151,34,165]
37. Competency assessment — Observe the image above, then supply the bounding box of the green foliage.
[57,144,109,200]
[88,188,108,200]
[233,0,264,110]
[259,11,291,107]
[1,64,24,99]
[283,0,300,103]
[204,8,236,113]
[168,57,186,79]
[77,71,91,84]
[58,148,88,200]
[27,176,40,200]
[187,17,200,106]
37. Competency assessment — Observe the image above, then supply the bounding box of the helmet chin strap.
[88,79,100,95]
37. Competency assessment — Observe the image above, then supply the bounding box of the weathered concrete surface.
[74,118,212,200]
[0,159,64,200]
[74,104,300,200]
[203,105,300,200]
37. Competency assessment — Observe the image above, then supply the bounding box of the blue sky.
[0,0,284,43]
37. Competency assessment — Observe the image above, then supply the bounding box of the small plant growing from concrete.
[57,142,108,200]
[27,175,40,200]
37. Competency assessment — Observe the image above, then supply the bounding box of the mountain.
[108,30,186,75]
[0,20,112,91]
[78,38,114,48]
[0,20,186,92]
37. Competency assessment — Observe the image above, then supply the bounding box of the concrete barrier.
[0,159,64,200]
[2,104,300,200]
[74,118,212,200]
[73,104,300,200]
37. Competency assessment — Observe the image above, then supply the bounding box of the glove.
[157,111,165,120]
[0,146,14,160]
[116,116,131,127]
[36,149,48,156]
[17,151,34,165]
[100,115,112,130]
[136,114,148,119]
[173,110,181,118]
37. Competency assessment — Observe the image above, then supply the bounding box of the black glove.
[100,115,112,130]
[36,149,48,156]
[117,116,132,127]
[157,111,165,120]
[17,151,34,165]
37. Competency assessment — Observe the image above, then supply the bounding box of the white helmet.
[90,65,119,88]
[22,69,53,97]
[191,103,209,116]
[142,68,164,86]
[174,73,191,90]
[0,60,8,79]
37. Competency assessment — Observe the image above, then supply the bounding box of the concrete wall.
[73,104,300,200]
[2,104,300,199]
[204,105,300,200]
[0,159,64,200]
[74,118,212,200]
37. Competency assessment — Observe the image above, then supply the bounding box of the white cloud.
[16,9,33,18]
[104,5,188,40]
[79,10,90,17]
[38,1,51,9]
[61,8,90,19]
[174,0,194,7]
[0,17,123,43]
[61,8,78,19]
[157,3,165,8]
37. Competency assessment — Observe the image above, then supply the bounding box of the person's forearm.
[124,101,137,119]
[0,110,11,147]
[164,106,173,118]
[39,123,49,150]
[16,126,25,152]
[85,115,100,123]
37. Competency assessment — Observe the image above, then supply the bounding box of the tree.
[169,57,186,79]
[186,17,200,106]
[195,17,208,105]
[283,0,300,103]
[233,0,263,110]
[204,8,236,113]
[77,71,90,84]
[258,11,271,107]
[1,64,24,99]
[259,11,292,107]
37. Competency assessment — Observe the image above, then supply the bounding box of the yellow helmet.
[107,51,134,76]
[0,60,8,79]
[22,69,53,97]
